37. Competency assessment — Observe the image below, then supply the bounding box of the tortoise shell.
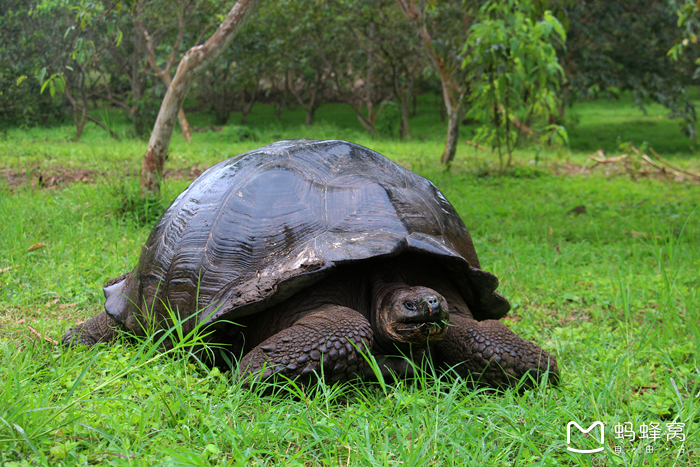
[104,140,510,336]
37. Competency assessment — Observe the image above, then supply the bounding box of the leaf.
[543,11,566,42]
[50,444,67,459]
[205,444,221,455]
[54,75,66,96]
[605,86,621,97]
[12,423,42,458]
[16,75,27,86]
[562,293,580,303]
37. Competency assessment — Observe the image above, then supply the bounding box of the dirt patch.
[553,163,585,176]
[1,165,206,190]
[163,166,204,181]
[1,167,97,190]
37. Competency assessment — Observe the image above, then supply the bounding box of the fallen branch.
[28,325,59,346]
[465,140,490,152]
[18,319,59,346]
[649,148,700,180]
[588,146,700,182]
[640,154,673,174]
[589,150,629,164]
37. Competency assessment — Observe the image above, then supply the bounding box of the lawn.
[0,97,699,466]
[566,92,700,156]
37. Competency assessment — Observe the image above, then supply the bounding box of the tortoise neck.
[370,274,408,354]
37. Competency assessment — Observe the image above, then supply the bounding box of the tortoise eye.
[404,301,417,311]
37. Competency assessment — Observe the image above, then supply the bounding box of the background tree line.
[1,0,698,165]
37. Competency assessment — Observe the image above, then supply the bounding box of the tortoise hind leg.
[62,311,122,348]
[238,305,373,388]
[436,314,559,388]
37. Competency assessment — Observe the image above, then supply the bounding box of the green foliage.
[463,0,567,174]
[668,0,700,63]
[22,0,223,139]
[375,100,402,137]
[566,92,700,154]
[196,0,279,126]
[107,177,164,226]
[563,0,697,139]
[668,0,700,136]
[4,0,700,153]
[0,0,67,126]
[216,125,259,142]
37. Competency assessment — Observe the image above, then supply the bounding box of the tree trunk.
[397,0,465,165]
[441,108,459,165]
[273,72,288,121]
[241,88,257,124]
[140,0,262,196]
[366,22,374,127]
[177,108,192,142]
[400,77,413,141]
[435,64,466,166]
[355,110,379,136]
[290,72,323,127]
[64,79,88,141]
[144,26,193,142]
[75,107,87,141]
[305,106,315,126]
[436,70,465,166]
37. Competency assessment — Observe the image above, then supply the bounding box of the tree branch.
[140,0,263,196]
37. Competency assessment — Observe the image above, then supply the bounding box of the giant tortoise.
[63,139,558,388]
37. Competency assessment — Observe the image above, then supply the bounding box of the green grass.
[1,97,699,465]
[566,92,700,155]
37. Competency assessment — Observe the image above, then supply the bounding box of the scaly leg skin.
[61,311,122,348]
[238,306,373,388]
[436,314,559,388]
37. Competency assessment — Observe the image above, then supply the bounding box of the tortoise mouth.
[379,287,450,345]
[393,317,447,341]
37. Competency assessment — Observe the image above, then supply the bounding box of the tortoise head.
[372,285,449,351]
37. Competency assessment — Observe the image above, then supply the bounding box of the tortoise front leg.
[62,311,122,347]
[436,314,559,388]
[238,305,373,387]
